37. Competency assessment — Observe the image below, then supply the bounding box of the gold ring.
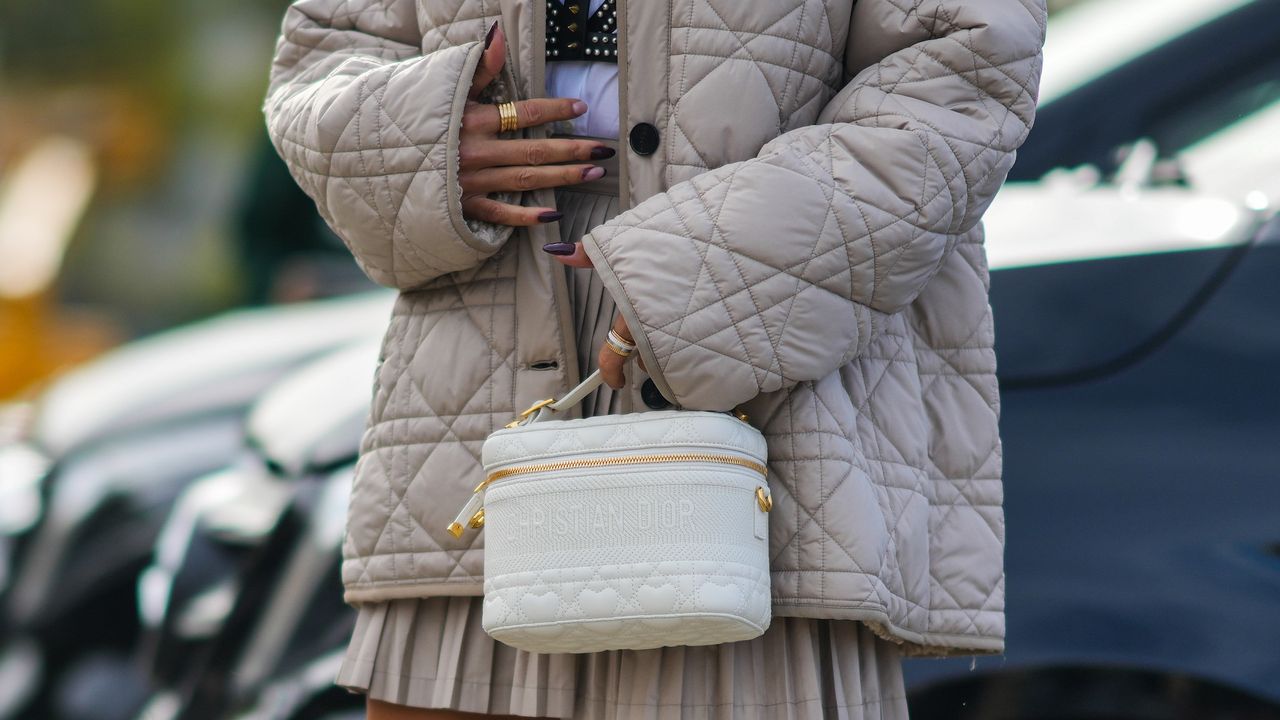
[497,101,519,133]
[607,328,636,351]
[605,340,634,358]
[605,329,636,358]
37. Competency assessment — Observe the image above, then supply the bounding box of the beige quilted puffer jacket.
[266,0,1045,656]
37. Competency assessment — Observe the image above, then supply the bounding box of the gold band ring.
[497,101,519,133]
[605,329,636,358]
[608,328,636,350]
[605,341,634,358]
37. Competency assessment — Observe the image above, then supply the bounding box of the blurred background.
[1,0,1279,719]
[0,0,373,401]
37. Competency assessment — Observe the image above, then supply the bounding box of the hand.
[460,23,614,227]
[598,314,646,389]
[541,205,641,389]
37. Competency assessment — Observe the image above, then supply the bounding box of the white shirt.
[545,0,620,139]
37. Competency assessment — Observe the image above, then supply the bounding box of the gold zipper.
[449,452,769,538]
[478,452,766,492]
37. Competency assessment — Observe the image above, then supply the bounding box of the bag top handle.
[547,369,606,414]
[506,368,608,428]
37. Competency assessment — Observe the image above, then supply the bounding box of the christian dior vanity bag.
[448,368,773,654]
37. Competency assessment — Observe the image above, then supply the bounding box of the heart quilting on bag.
[448,369,772,654]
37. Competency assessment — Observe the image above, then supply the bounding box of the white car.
[985,0,1280,270]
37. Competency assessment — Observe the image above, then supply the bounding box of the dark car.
[904,1,1280,713]
[903,212,1280,718]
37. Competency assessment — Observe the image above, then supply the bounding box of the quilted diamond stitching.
[273,0,1044,655]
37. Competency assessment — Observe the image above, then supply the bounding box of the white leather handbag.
[448,369,772,654]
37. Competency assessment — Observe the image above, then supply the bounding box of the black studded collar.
[546,0,617,62]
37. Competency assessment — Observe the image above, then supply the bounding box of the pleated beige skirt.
[336,163,910,718]
[337,595,908,719]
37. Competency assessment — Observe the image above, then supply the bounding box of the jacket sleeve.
[582,0,1046,410]
[264,0,508,290]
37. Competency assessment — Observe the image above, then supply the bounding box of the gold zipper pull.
[755,486,773,512]
[447,492,485,538]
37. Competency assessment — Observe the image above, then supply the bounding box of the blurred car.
[903,205,1280,717]
[965,0,1280,288]
[1011,0,1280,183]
[0,290,392,584]
[983,152,1264,273]
[25,291,392,457]
[0,294,390,720]
[1,412,245,720]
[136,342,377,720]
[989,0,1280,257]
[203,466,358,720]
[1177,98,1280,208]
[984,91,1280,275]
[900,0,1280,713]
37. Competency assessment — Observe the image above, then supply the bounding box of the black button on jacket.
[629,122,660,156]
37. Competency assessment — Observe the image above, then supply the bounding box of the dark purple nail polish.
[485,21,499,49]
[589,146,616,160]
[542,242,577,256]
[537,211,563,223]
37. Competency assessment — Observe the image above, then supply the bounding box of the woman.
[264,0,1045,717]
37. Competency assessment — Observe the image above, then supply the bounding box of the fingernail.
[485,21,499,48]
[581,166,606,181]
[542,242,577,256]
[537,211,563,223]
[589,146,616,160]
[571,100,588,116]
